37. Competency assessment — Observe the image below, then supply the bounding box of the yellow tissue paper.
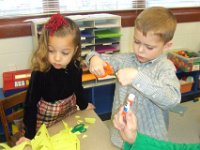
[82,134,88,139]
[33,122,80,150]
[0,141,30,150]
[0,122,80,150]
[11,141,30,150]
[51,129,80,150]
[12,124,18,135]
[62,120,69,131]
[31,124,53,150]
[0,143,11,149]
[84,117,96,124]
[51,121,80,150]
[77,120,83,124]
[75,116,80,119]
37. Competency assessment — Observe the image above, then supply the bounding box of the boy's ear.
[164,40,173,50]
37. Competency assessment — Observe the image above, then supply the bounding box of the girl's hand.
[116,68,138,86]
[113,106,137,144]
[89,55,107,77]
[86,103,95,110]
[16,137,30,145]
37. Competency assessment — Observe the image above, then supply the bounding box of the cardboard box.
[180,81,193,93]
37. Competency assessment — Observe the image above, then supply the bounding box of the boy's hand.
[113,106,137,144]
[89,55,107,77]
[116,68,138,86]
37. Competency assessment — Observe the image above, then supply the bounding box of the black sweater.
[23,62,88,139]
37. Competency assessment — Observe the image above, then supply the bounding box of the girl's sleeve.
[23,71,42,139]
[123,132,200,150]
[74,68,88,110]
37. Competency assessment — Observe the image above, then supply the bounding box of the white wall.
[0,22,200,87]
[0,37,33,88]
[172,22,200,51]
[120,22,200,53]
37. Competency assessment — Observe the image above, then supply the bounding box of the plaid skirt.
[36,94,77,130]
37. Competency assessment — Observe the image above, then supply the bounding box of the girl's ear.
[73,46,78,55]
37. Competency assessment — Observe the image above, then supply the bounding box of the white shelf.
[83,78,116,89]
[30,13,121,53]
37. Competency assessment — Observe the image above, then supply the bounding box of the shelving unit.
[168,50,200,102]
[72,14,121,57]
[29,17,50,50]
[83,83,115,120]
[176,70,200,102]
[77,13,121,118]
[30,13,121,57]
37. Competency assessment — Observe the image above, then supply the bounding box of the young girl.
[17,13,94,143]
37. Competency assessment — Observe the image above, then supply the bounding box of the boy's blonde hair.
[135,7,177,43]
[31,16,81,72]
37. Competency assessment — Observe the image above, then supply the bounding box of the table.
[48,110,119,150]
[10,110,119,150]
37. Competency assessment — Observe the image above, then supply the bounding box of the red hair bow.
[45,13,68,35]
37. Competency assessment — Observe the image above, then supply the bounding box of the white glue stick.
[122,94,135,117]
[127,93,135,106]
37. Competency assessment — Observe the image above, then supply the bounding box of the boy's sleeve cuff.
[85,51,100,66]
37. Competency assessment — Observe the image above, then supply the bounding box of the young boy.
[86,6,181,148]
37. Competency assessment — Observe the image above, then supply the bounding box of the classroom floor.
[103,100,200,144]
[168,100,200,143]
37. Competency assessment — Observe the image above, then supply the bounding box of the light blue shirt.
[86,51,181,148]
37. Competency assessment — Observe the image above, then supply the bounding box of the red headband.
[45,13,68,35]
